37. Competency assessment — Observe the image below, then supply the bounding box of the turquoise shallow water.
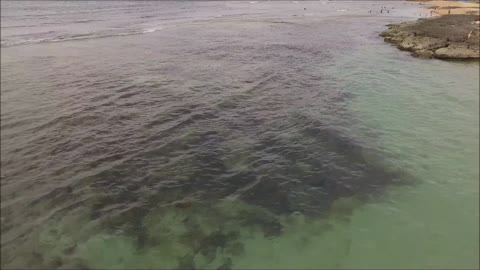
[329,42,479,269]
[1,1,479,269]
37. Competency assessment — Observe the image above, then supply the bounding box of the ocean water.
[1,1,478,269]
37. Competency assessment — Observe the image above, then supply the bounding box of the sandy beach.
[416,0,480,15]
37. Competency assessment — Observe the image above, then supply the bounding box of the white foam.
[142,26,162,34]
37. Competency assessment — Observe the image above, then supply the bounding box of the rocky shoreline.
[381,15,480,60]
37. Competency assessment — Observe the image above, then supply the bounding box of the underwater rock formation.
[8,107,414,269]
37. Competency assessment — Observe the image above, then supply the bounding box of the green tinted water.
[332,44,479,269]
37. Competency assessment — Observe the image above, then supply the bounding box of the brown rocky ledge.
[381,15,480,60]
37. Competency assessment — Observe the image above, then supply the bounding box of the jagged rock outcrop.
[381,15,480,60]
[434,45,480,59]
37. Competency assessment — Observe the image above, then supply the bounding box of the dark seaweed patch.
[86,116,411,238]
[177,254,195,269]
[217,258,233,270]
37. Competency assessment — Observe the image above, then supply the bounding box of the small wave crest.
[141,26,163,34]
[1,27,164,48]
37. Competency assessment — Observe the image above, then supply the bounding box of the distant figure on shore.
[381,9,383,13]
[304,7,306,11]
[448,8,451,15]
